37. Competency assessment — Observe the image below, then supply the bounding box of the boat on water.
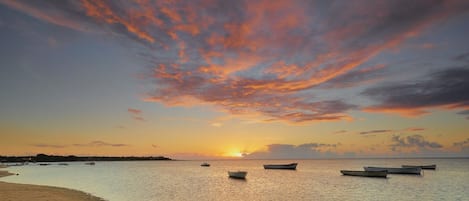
[200,162,210,167]
[402,164,436,170]
[340,170,387,178]
[228,171,247,179]
[58,163,69,166]
[39,163,50,166]
[364,166,421,175]
[85,162,95,165]
[263,163,298,170]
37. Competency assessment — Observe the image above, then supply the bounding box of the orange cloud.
[81,0,155,43]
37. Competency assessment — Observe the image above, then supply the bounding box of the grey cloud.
[244,143,339,159]
[390,135,442,151]
[363,67,469,113]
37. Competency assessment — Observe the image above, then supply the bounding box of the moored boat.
[402,164,436,170]
[201,162,210,167]
[340,170,387,178]
[263,163,298,170]
[228,171,247,179]
[364,166,421,175]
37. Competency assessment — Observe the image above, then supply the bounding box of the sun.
[224,151,246,158]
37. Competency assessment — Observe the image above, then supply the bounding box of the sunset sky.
[0,0,468,159]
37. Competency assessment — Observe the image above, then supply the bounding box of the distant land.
[0,154,171,163]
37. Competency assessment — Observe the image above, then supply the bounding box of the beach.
[0,168,103,201]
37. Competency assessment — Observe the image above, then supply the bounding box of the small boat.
[85,162,95,165]
[58,163,69,166]
[364,166,421,175]
[263,163,298,170]
[402,164,436,170]
[39,163,50,166]
[341,170,387,178]
[228,171,247,179]
[200,162,210,167]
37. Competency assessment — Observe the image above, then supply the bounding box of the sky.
[0,0,468,160]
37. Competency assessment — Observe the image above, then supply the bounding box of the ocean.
[1,158,468,201]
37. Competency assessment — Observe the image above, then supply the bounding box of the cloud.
[360,129,393,135]
[30,144,67,148]
[72,141,129,147]
[127,108,142,115]
[453,138,469,148]
[334,130,347,134]
[456,110,469,120]
[359,127,424,135]
[390,135,442,151]
[128,108,145,121]
[405,127,425,132]
[362,67,469,116]
[244,143,339,159]
[318,64,387,89]
[30,141,129,148]
[3,0,468,123]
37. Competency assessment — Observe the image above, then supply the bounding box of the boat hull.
[402,165,436,170]
[228,171,247,179]
[263,163,297,170]
[364,166,421,175]
[341,170,387,178]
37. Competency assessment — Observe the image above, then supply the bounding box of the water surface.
[2,159,468,201]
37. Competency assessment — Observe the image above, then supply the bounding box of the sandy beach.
[0,169,104,201]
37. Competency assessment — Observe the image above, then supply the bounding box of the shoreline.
[0,169,105,201]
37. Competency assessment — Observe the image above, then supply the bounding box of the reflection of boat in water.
[200,162,210,167]
[85,162,95,165]
[402,164,436,170]
[364,166,421,174]
[228,171,247,179]
[263,163,297,170]
[340,170,387,178]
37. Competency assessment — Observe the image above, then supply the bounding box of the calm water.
[1,159,469,201]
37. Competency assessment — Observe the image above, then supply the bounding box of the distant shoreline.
[1,153,171,163]
[0,167,105,201]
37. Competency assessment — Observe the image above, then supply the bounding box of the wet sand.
[0,169,104,201]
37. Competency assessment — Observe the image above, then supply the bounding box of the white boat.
[228,171,247,179]
[263,163,297,170]
[85,162,95,165]
[340,170,387,178]
[364,166,421,174]
[200,162,210,167]
[402,164,436,170]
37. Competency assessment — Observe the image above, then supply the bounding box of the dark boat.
[341,170,387,178]
[364,166,421,175]
[200,162,210,167]
[263,163,297,170]
[228,171,247,179]
[402,164,436,170]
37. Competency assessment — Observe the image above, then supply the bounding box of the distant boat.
[364,166,421,175]
[58,163,69,166]
[263,163,298,170]
[85,162,95,165]
[39,163,50,166]
[228,171,247,179]
[200,162,210,167]
[402,164,436,170]
[341,170,387,178]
